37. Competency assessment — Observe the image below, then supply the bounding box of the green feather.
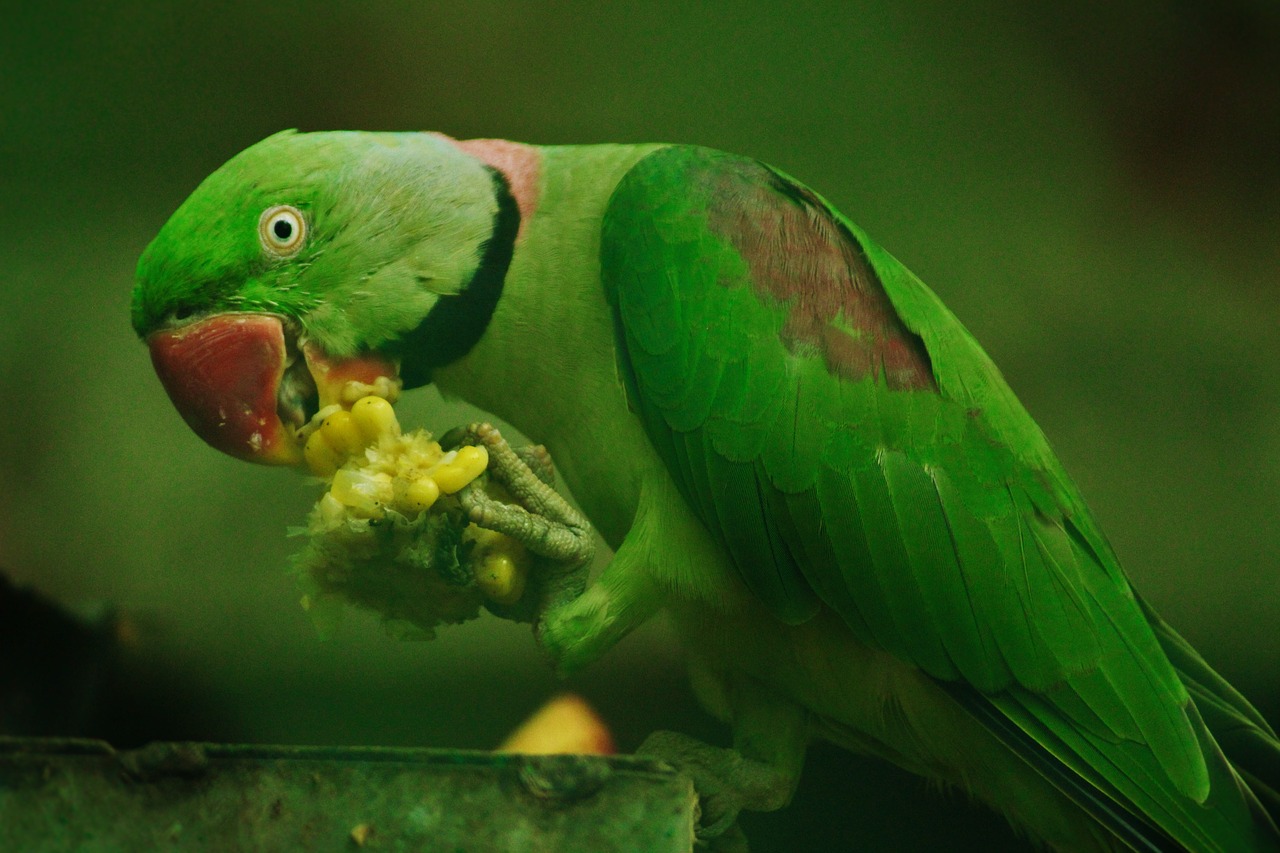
[137,130,1278,850]
[133,130,498,356]
[600,143,1273,848]
[883,449,1005,689]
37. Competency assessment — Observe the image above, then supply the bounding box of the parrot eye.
[259,205,307,257]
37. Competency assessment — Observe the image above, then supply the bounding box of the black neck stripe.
[395,167,519,388]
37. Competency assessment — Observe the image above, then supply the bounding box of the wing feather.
[599,144,1276,848]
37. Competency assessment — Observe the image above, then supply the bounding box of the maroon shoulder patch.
[702,159,935,392]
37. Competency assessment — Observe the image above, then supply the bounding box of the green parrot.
[132,130,1280,851]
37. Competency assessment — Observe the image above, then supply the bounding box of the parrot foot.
[536,538,665,675]
[537,585,627,675]
[442,424,575,527]
[451,423,594,566]
[638,730,794,850]
[513,443,556,488]
[444,423,594,623]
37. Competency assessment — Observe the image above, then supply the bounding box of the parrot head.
[132,129,509,465]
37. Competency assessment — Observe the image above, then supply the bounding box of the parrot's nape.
[132,130,1280,852]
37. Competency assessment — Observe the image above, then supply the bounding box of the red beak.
[146,314,397,466]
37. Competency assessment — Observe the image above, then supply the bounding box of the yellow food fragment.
[330,468,393,517]
[467,527,530,605]
[341,375,401,407]
[301,394,532,631]
[400,477,441,515]
[318,409,364,456]
[303,428,344,477]
[430,445,489,494]
[317,492,346,526]
[350,395,400,443]
[476,552,526,605]
[311,403,343,426]
[303,396,406,476]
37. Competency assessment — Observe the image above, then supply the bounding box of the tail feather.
[947,597,1280,850]
[941,680,1179,851]
[1139,595,1280,835]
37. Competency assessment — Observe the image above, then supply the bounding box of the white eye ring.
[259,205,307,257]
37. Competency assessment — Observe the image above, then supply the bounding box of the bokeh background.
[3,2,1278,849]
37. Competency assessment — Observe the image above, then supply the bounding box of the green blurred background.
[2,2,1278,849]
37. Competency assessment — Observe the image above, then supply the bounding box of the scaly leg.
[537,474,684,675]
[536,532,665,675]
[639,676,809,850]
[443,423,595,625]
[514,444,556,488]
[443,423,594,567]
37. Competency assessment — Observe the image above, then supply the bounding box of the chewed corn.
[330,467,393,516]
[429,446,489,495]
[298,394,531,614]
[303,400,393,478]
[466,527,531,606]
[305,395,488,515]
[350,395,399,442]
[396,476,441,514]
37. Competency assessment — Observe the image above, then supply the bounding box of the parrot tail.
[1139,595,1280,835]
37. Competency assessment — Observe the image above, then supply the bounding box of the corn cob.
[296,395,533,620]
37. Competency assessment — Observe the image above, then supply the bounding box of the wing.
[600,145,1276,850]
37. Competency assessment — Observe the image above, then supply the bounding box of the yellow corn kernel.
[476,551,527,605]
[466,526,504,547]
[318,409,365,457]
[304,429,344,477]
[399,476,440,515]
[467,528,529,605]
[309,403,343,429]
[430,445,489,494]
[350,395,400,443]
